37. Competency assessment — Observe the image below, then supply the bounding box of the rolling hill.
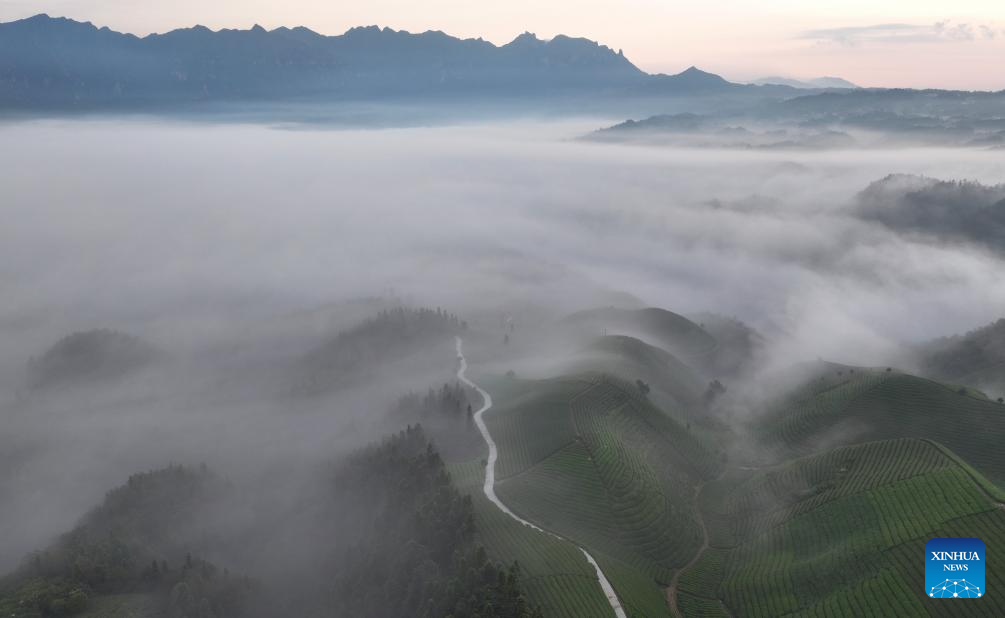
[0,465,256,618]
[917,318,1005,398]
[7,301,1005,617]
[678,438,1005,616]
[757,368,1005,488]
[27,329,160,390]
[575,335,705,413]
[563,308,719,370]
[450,368,722,615]
[445,305,1005,616]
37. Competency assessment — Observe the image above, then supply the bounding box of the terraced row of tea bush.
[448,460,615,617]
[482,376,591,479]
[884,509,1005,618]
[498,379,720,559]
[675,438,1005,616]
[708,438,959,545]
[488,375,727,615]
[760,370,1005,488]
[579,335,705,413]
[593,553,677,618]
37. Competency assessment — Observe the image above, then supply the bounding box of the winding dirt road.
[455,336,627,618]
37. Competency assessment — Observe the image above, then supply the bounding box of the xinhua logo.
[926,538,985,599]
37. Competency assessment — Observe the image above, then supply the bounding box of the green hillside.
[0,466,255,618]
[919,318,1005,397]
[563,307,718,366]
[759,369,1005,487]
[470,372,722,615]
[677,438,1005,616]
[458,335,1005,618]
[449,461,617,618]
[578,335,705,413]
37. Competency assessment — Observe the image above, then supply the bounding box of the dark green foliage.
[918,317,1005,394]
[391,383,483,461]
[0,578,87,617]
[0,466,256,618]
[324,425,541,618]
[857,175,1005,255]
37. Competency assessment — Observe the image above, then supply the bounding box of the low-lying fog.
[2,116,1004,568]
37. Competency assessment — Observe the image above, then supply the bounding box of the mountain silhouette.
[0,14,752,108]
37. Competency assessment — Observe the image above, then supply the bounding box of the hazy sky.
[2,1,1005,89]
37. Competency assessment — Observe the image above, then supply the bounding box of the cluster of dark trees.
[0,426,537,618]
[0,466,256,618]
[26,329,159,390]
[391,383,483,461]
[857,175,1005,254]
[324,425,540,618]
[296,306,466,394]
[919,318,1005,381]
[703,379,727,407]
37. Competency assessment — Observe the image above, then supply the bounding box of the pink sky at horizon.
[3,1,1005,90]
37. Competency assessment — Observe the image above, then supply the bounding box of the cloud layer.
[802,21,1003,46]
[2,117,1005,567]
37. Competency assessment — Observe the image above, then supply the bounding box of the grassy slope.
[759,370,1005,488]
[678,438,1005,617]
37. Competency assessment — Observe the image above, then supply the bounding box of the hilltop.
[26,329,160,390]
[856,174,1005,253]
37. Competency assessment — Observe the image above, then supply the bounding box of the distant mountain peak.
[752,75,858,89]
[507,31,544,47]
[0,14,745,107]
[667,66,730,86]
[344,24,385,36]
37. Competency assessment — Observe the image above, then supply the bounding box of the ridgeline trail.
[455,336,627,618]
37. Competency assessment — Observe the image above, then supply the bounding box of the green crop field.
[482,376,590,479]
[674,438,1005,617]
[760,371,1005,487]
[448,460,616,618]
[580,335,705,411]
[457,328,1005,618]
[476,373,724,615]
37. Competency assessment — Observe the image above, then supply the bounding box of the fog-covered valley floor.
[3,117,1005,615]
[5,118,1005,364]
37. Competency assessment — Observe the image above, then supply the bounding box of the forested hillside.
[0,466,255,618]
[27,330,159,390]
[0,426,540,618]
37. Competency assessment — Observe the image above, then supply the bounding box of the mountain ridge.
[0,13,770,109]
